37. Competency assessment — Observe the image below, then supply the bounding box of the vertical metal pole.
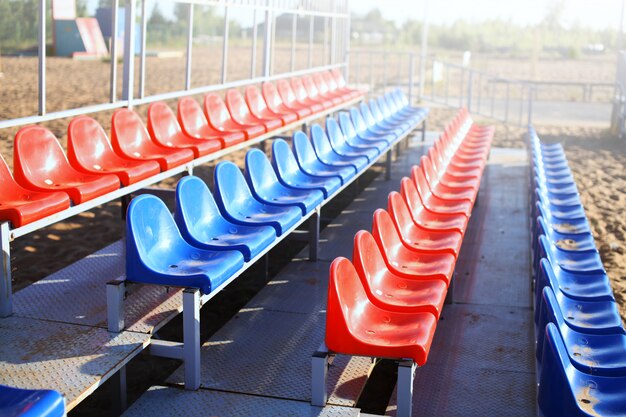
[122,0,137,106]
[369,51,373,93]
[324,17,329,65]
[418,0,429,101]
[504,82,510,123]
[397,360,416,417]
[110,1,119,102]
[354,51,360,86]
[330,5,337,65]
[311,345,329,406]
[0,223,12,317]
[519,84,525,126]
[344,14,351,80]
[459,68,464,107]
[309,208,320,261]
[185,3,194,90]
[445,65,449,104]
[408,54,415,105]
[490,80,495,118]
[527,85,534,126]
[262,0,273,77]
[476,73,482,114]
[251,7,258,78]
[38,0,46,115]
[396,53,401,89]
[383,53,388,92]
[466,70,473,111]
[183,288,201,390]
[308,14,314,68]
[290,13,297,72]
[106,280,126,332]
[138,0,147,99]
[221,5,230,84]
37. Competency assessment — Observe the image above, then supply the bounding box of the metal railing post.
[38,0,46,115]
[138,0,147,99]
[459,68,465,107]
[251,7,258,78]
[290,13,297,72]
[122,0,137,106]
[185,3,194,90]
[308,14,314,68]
[466,70,473,111]
[221,4,230,84]
[109,1,119,102]
[408,54,415,105]
[0,223,12,317]
[504,82,510,123]
[527,85,534,126]
[262,0,273,77]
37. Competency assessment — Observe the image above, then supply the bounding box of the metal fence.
[0,0,351,130]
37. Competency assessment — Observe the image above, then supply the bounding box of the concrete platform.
[125,134,535,416]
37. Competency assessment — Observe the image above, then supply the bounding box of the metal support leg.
[263,253,269,279]
[474,189,480,207]
[120,195,131,221]
[309,208,320,261]
[301,123,308,134]
[421,120,427,142]
[311,344,330,406]
[111,365,127,416]
[397,360,416,417]
[445,273,455,304]
[183,288,201,390]
[107,279,126,332]
[0,222,12,317]
[385,149,392,180]
[259,140,267,153]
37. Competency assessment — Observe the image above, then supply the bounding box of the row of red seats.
[0,69,361,228]
[312,108,494,417]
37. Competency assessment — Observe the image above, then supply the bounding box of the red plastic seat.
[421,152,479,191]
[111,109,194,171]
[244,85,297,126]
[428,147,480,181]
[147,102,221,158]
[13,126,120,204]
[400,177,468,234]
[417,157,477,203]
[68,116,161,186]
[435,140,484,172]
[204,93,266,140]
[325,257,437,365]
[311,73,345,105]
[411,165,473,216]
[371,208,456,284]
[262,82,310,119]
[0,153,70,227]
[328,69,362,100]
[177,97,245,148]
[353,230,447,318]
[290,77,328,111]
[225,89,282,133]
[387,191,463,256]
[303,75,341,107]
[276,80,315,117]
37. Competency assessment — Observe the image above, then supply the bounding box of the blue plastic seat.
[391,90,429,120]
[326,117,380,162]
[384,92,423,122]
[358,102,404,137]
[292,131,356,184]
[535,177,579,196]
[174,176,276,262]
[349,108,398,144]
[538,323,626,417]
[271,139,341,199]
[538,235,605,275]
[338,112,388,152]
[126,194,245,295]
[310,124,368,172]
[214,161,302,236]
[0,385,65,417]
[535,258,615,324]
[368,99,411,129]
[535,201,590,235]
[245,148,324,215]
[378,96,421,126]
[533,187,581,210]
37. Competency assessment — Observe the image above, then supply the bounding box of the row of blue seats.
[0,384,65,417]
[529,127,626,416]
[126,102,427,293]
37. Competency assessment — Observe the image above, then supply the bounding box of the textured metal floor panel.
[122,386,361,417]
[13,240,184,334]
[0,316,149,411]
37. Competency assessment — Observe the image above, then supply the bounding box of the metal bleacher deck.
[114,133,537,416]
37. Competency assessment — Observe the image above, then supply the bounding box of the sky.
[84,0,624,31]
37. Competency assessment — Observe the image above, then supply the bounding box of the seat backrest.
[349,108,368,134]
[271,139,301,177]
[0,153,26,195]
[67,116,122,170]
[384,93,400,113]
[387,190,415,232]
[325,117,346,149]
[111,108,153,155]
[330,69,346,88]
[290,77,309,102]
[14,126,74,186]
[368,99,385,122]
[313,72,330,95]
[277,79,298,106]
[411,165,433,199]
[245,148,280,194]
[225,89,251,124]
[371,208,404,259]
[204,93,231,126]
[302,75,321,99]
[352,229,393,294]
[419,155,438,186]
[359,102,377,127]
[427,148,444,173]
[400,176,425,216]
[292,131,317,166]
[245,85,270,118]
[147,102,183,145]
[322,71,339,92]
[126,194,188,274]
[261,82,284,111]
[376,96,392,118]
[177,97,208,136]
[310,124,333,157]
[175,175,224,242]
[338,112,358,140]
[214,160,254,209]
